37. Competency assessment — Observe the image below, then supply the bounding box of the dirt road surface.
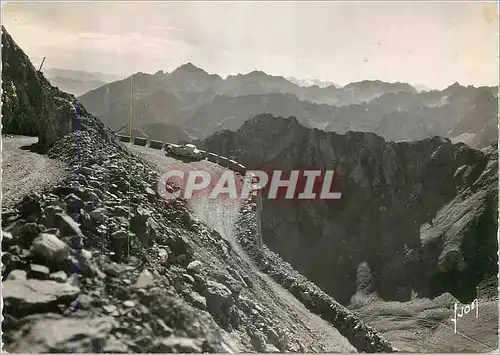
[1,135,67,209]
[130,144,357,353]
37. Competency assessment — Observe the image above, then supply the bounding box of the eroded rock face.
[1,26,91,148]
[200,114,498,304]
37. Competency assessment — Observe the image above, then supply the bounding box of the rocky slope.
[2,28,400,353]
[2,117,357,352]
[235,201,396,352]
[199,114,498,306]
[448,87,498,148]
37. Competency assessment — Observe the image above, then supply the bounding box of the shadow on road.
[19,142,48,155]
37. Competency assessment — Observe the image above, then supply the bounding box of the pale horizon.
[2,1,499,90]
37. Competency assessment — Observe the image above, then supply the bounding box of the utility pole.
[254,190,263,249]
[38,57,46,71]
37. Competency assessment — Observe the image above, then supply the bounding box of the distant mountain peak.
[173,62,206,74]
[247,70,268,76]
[171,62,223,81]
[343,80,416,93]
[227,70,270,79]
[444,81,463,91]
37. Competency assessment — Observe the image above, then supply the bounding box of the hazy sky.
[2,1,499,89]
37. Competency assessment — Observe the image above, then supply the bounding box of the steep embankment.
[125,143,396,353]
[128,144,360,353]
[1,115,361,352]
[235,199,397,352]
[199,114,498,306]
[235,198,498,353]
[3,118,234,352]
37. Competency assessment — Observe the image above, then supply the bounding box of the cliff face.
[1,26,86,148]
[199,114,498,305]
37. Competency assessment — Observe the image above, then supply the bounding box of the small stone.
[3,279,80,313]
[54,214,85,243]
[266,328,280,349]
[145,187,156,196]
[76,294,93,310]
[183,273,195,284]
[186,260,203,273]
[79,210,93,230]
[103,304,117,314]
[17,194,42,216]
[111,230,128,240]
[6,269,27,281]
[187,291,207,310]
[2,230,14,248]
[205,280,233,315]
[154,318,173,336]
[49,270,68,283]
[45,205,64,227]
[31,233,69,262]
[266,344,280,353]
[158,248,168,259]
[64,194,82,213]
[102,339,129,353]
[28,264,50,279]
[134,269,155,289]
[123,300,135,308]
[42,228,60,235]
[80,249,92,260]
[110,231,130,256]
[83,201,94,212]
[301,291,312,302]
[113,206,129,217]
[103,262,133,277]
[90,208,107,223]
[80,166,94,175]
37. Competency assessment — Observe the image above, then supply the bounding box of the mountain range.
[43,68,124,97]
[78,63,497,148]
[198,114,498,306]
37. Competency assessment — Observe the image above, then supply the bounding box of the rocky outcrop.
[449,87,498,148]
[1,26,92,148]
[199,114,498,305]
[235,199,397,353]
